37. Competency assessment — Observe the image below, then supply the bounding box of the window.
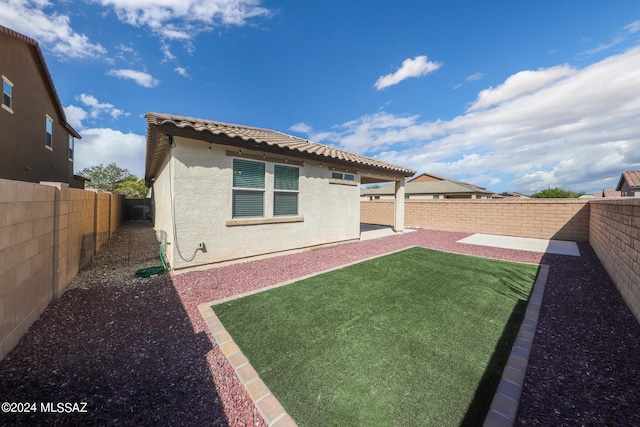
[433,195,440,199]
[332,171,355,181]
[2,76,12,112]
[274,164,299,216]
[69,135,74,161]
[232,158,265,217]
[45,115,53,149]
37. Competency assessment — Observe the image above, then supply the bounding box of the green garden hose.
[135,245,167,277]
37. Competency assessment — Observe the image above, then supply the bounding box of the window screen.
[233,159,265,189]
[274,165,299,190]
[274,164,299,216]
[232,159,265,217]
[233,191,264,218]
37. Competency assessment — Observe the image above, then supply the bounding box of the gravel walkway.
[1,222,639,426]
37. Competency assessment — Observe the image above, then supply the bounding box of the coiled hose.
[135,244,167,278]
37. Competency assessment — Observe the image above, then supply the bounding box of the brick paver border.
[484,264,549,427]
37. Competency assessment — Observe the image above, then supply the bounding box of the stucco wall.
[0,179,123,360]
[589,198,640,322]
[361,199,590,241]
[153,137,361,269]
[0,32,77,186]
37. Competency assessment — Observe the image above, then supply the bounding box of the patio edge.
[484,264,550,427]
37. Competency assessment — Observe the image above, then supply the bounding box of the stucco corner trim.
[225,216,304,227]
[328,179,359,186]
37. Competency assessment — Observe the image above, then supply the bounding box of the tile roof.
[603,189,622,198]
[408,172,487,190]
[145,113,415,183]
[361,180,493,196]
[0,25,80,139]
[622,171,640,188]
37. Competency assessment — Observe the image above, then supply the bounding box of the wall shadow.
[460,294,531,425]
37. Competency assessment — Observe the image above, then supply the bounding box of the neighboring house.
[0,25,83,187]
[361,176,493,200]
[144,113,415,269]
[591,189,622,198]
[491,192,531,199]
[408,172,487,190]
[616,171,640,197]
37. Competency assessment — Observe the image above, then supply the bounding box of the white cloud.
[79,94,127,119]
[466,73,484,82]
[108,69,160,88]
[0,0,106,59]
[315,46,640,194]
[289,122,312,134]
[374,55,442,90]
[625,20,640,34]
[64,104,88,130]
[174,67,189,77]
[582,19,640,56]
[97,0,271,39]
[74,128,146,178]
[64,95,128,129]
[467,65,577,112]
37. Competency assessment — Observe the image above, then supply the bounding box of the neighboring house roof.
[491,192,531,199]
[603,189,622,198]
[145,113,415,184]
[0,25,81,139]
[409,172,487,190]
[361,180,493,196]
[616,170,640,191]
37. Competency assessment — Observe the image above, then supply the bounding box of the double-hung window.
[45,115,53,149]
[274,164,299,216]
[2,76,12,112]
[232,158,265,218]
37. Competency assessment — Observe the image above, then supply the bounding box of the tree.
[79,163,149,198]
[531,187,585,198]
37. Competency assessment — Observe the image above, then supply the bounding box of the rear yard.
[0,222,638,425]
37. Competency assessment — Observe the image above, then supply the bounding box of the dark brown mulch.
[516,244,640,426]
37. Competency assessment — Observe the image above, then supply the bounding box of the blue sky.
[2,1,640,194]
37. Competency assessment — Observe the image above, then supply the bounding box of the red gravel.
[1,223,639,425]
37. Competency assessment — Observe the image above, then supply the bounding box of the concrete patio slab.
[457,234,580,256]
[359,223,417,241]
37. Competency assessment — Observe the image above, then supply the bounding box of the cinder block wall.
[589,198,640,322]
[361,199,591,241]
[0,179,123,359]
[0,180,56,359]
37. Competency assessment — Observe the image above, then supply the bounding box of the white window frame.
[331,171,355,181]
[2,76,13,113]
[68,135,74,161]
[45,115,53,150]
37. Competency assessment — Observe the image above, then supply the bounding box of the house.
[144,113,415,269]
[491,192,531,199]
[0,25,83,187]
[361,173,493,200]
[616,171,640,197]
[593,188,622,197]
[408,172,486,189]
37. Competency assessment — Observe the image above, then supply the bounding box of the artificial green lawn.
[213,247,539,426]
